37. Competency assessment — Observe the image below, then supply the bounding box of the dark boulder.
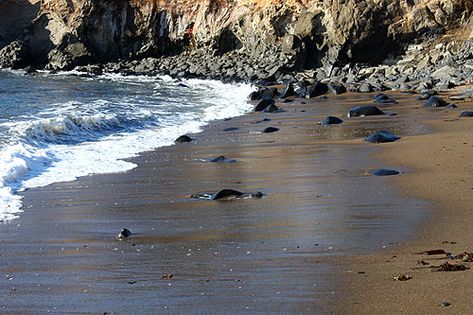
[248,90,262,101]
[254,99,275,112]
[365,131,401,143]
[280,83,296,98]
[209,156,236,163]
[373,93,397,104]
[327,83,347,95]
[348,105,385,117]
[223,127,239,132]
[262,127,280,133]
[321,116,344,125]
[0,41,29,69]
[262,104,281,113]
[175,135,193,143]
[306,81,329,98]
[370,169,400,176]
[47,43,91,71]
[460,111,473,117]
[424,96,449,108]
[211,189,244,200]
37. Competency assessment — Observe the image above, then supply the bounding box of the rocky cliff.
[0,0,472,84]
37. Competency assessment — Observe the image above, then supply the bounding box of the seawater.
[0,70,253,221]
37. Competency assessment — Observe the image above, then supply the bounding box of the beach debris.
[191,189,263,201]
[434,262,469,272]
[369,169,400,176]
[116,228,132,239]
[415,249,449,256]
[373,93,397,104]
[320,116,344,126]
[262,127,280,133]
[393,273,412,281]
[424,96,449,108]
[175,135,193,143]
[254,99,275,112]
[162,273,174,280]
[417,260,430,266]
[441,301,451,307]
[365,131,401,143]
[348,105,384,117]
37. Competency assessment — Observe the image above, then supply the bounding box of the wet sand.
[0,92,443,313]
[340,90,473,314]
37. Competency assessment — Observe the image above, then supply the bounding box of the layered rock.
[0,0,471,80]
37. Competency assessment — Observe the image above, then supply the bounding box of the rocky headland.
[0,0,473,95]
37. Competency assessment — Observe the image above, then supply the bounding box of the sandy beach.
[340,89,473,314]
[0,91,442,314]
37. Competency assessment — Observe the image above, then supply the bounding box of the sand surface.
[0,90,466,313]
[340,90,473,314]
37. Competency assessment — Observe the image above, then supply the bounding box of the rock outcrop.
[0,0,472,84]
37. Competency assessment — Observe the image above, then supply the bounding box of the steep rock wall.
[0,0,472,69]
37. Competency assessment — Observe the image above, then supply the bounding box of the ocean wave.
[0,74,254,222]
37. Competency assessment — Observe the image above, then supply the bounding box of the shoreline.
[0,90,434,313]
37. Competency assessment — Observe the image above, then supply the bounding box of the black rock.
[306,81,329,98]
[460,111,473,117]
[321,116,344,125]
[261,87,279,100]
[248,91,262,101]
[365,131,401,143]
[209,156,237,163]
[370,169,400,176]
[263,104,282,113]
[223,127,239,132]
[254,99,275,112]
[280,83,296,98]
[446,104,458,109]
[175,135,193,143]
[212,189,244,200]
[262,127,280,133]
[327,83,347,95]
[424,96,449,108]
[117,228,132,239]
[0,41,29,69]
[23,66,37,74]
[256,118,272,124]
[373,93,397,104]
[348,105,385,117]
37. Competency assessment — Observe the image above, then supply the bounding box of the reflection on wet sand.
[0,92,431,313]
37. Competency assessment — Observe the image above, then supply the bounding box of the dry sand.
[340,91,473,314]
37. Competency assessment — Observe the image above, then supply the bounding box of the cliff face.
[0,0,472,71]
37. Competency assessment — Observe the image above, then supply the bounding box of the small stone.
[117,229,132,239]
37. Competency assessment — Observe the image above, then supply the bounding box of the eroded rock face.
[0,0,471,72]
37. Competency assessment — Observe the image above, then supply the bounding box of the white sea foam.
[0,75,254,222]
